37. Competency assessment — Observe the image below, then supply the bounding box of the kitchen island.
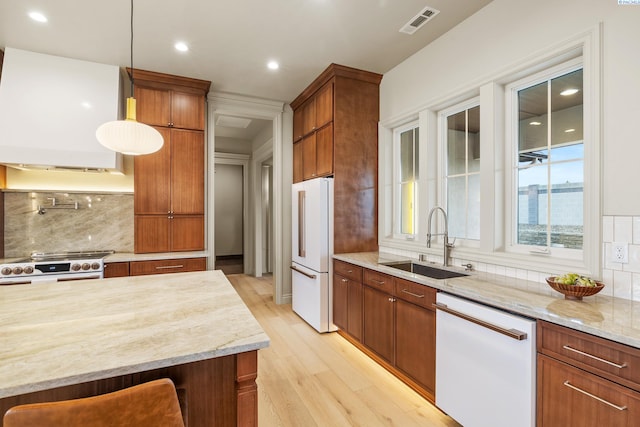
[0,270,269,426]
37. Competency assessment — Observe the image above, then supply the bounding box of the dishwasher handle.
[433,302,528,341]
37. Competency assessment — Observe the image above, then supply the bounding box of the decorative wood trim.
[290,63,382,109]
[236,351,258,427]
[127,68,211,94]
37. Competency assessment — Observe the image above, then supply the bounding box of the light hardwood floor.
[227,274,461,427]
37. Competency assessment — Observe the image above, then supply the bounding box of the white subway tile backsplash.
[614,216,633,242]
[634,217,640,244]
[626,244,640,274]
[633,273,640,302]
[613,270,633,300]
[601,269,614,296]
[603,216,614,243]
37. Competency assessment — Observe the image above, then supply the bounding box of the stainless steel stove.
[0,251,114,285]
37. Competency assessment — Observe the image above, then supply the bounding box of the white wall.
[380,0,640,215]
[215,136,253,155]
[214,163,243,256]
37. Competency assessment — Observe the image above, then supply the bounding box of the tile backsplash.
[3,191,133,257]
[382,215,640,302]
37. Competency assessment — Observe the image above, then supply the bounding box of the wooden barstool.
[3,378,185,427]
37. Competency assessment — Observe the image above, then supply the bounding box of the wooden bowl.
[546,277,605,300]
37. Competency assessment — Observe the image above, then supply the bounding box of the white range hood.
[0,48,123,172]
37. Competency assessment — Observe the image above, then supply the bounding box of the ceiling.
[0,0,492,104]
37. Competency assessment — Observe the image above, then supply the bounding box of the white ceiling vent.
[216,115,252,129]
[399,6,440,35]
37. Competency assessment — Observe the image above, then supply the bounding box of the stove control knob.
[23,266,34,274]
[12,267,23,275]
[1,267,12,275]
[71,263,81,271]
[81,263,91,271]
[91,262,100,270]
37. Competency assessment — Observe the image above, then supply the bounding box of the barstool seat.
[3,378,185,427]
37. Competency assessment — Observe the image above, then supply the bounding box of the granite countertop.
[334,252,640,349]
[0,270,269,399]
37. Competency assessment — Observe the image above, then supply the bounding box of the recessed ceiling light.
[81,102,92,109]
[560,88,579,96]
[28,11,48,23]
[564,128,576,133]
[267,61,279,70]
[529,121,542,126]
[174,42,189,52]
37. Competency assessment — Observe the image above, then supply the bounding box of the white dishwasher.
[435,292,536,427]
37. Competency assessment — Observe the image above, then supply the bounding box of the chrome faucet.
[426,206,454,267]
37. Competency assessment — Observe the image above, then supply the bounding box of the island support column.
[236,351,258,426]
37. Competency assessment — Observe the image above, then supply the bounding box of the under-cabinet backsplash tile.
[3,191,133,257]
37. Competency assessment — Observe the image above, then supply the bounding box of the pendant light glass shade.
[96,97,163,155]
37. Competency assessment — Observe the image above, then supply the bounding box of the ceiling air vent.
[399,6,440,35]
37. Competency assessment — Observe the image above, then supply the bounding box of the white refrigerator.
[291,177,335,333]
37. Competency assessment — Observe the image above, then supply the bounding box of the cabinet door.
[293,109,304,142]
[171,91,205,130]
[315,82,333,128]
[363,286,394,363]
[293,141,303,183]
[538,354,640,426]
[301,133,317,180]
[333,274,348,331]
[103,262,130,278]
[171,129,204,214]
[396,299,436,395]
[134,126,171,215]
[347,279,363,342]
[302,98,316,135]
[171,215,205,251]
[135,86,171,127]
[134,215,170,253]
[315,123,333,177]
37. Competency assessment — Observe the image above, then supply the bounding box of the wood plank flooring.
[227,274,461,427]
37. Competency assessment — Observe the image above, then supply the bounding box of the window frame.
[438,97,481,248]
[504,58,585,261]
[392,120,420,240]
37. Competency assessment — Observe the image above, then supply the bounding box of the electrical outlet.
[611,242,629,263]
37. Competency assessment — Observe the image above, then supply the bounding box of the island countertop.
[0,270,270,399]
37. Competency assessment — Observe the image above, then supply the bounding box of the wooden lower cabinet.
[538,354,640,426]
[334,261,436,402]
[363,285,394,364]
[103,262,130,278]
[134,215,204,253]
[395,298,436,396]
[333,273,363,341]
[130,258,206,276]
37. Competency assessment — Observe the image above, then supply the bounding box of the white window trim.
[392,120,420,240]
[438,97,481,249]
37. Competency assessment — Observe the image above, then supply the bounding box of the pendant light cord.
[128,0,134,97]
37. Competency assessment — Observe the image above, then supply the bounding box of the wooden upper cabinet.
[134,127,171,214]
[302,98,316,135]
[315,82,333,129]
[171,91,205,130]
[315,123,333,177]
[293,141,303,183]
[293,110,304,142]
[301,133,317,181]
[135,86,171,127]
[171,129,205,215]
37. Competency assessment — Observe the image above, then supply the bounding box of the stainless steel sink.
[381,261,468,279]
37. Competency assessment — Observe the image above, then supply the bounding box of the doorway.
[214,163,244,275]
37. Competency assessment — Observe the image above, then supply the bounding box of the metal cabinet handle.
[156,265,183,270]
[433,302,528,341]
[370,279,385,286]
[388,297,396,302]
[346,270,353,273]
[290,265,317,280]
[341,278,348,283]
[563,345,627,369]
[298,191,306,257]
[563,381,627,411]
[401,289,425,298]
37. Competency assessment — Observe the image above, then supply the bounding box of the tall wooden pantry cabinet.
[129,69,211,253]
[290,63,382,254]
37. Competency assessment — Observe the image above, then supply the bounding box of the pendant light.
[96,0,163,155]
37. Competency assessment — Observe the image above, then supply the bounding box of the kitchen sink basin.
[381,261,468,279]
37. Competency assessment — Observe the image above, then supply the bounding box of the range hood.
[0,48,123,172]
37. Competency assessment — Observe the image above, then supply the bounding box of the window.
[512,66,584,253]
[443,103,480,242]
[394,122,419,237]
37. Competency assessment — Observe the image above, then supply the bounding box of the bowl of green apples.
[546,273,605,300]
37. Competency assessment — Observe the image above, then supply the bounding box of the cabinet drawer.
[333,260,362,282]
[394,278,436,310]
[130,257,206,276]
[538,320,640,392]
[103,262,130,278]
[538,354,640,426]
[363,269,394,294]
